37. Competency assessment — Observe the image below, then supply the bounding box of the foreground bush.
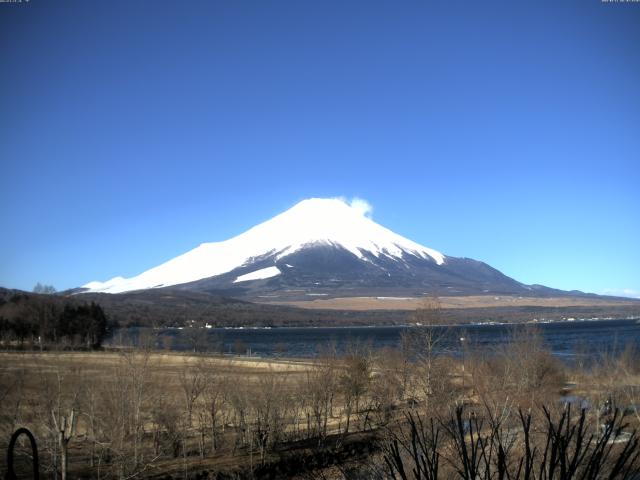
[383,404,640,480]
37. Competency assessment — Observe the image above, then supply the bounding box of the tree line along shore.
[2,288,639,348]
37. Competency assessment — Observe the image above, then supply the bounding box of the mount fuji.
[80,198,565,300]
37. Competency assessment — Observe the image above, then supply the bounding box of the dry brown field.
[1,338,639,479]
[262,294,640,311]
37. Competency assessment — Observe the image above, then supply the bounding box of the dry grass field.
[263,294,640,311]
[1,333,639,479]
[0,349,386,479]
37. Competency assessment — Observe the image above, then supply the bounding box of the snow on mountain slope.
[82,198,445,294]
[233,266,281,283]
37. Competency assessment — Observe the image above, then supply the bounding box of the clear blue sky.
[1,1,638,297]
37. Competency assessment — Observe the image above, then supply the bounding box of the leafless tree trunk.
[339,342,372,434]
[52,408,76,480]
[404,295,449,410]
[178,359,206,428]
[202,361,228,453]
[305,355,338,440]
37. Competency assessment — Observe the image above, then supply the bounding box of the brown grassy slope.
[262,294,640,311]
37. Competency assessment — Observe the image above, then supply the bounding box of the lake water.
[111,318,640,361]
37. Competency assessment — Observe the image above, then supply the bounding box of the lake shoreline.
[106,318,640,360]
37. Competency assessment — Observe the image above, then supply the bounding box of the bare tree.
[618,344,640,428]
[339,342,372,434]
[305,351,339,441]
[384,404,640,480]
[31,360,82,480]
[33,282,56,294]
[0,361,26,444]
[150,389,182,459]
[52,407,76,480]
[370,349,405,426]
[227,379,251,451]
[249,368,288,464]
[178,358,206,428]
[97,349,155,478]
[80,375,102,468]
[403,295,452,410]
[201,360,229,454]
[183,321,209,353]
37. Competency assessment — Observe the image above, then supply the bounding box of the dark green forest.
[0,292,111,349]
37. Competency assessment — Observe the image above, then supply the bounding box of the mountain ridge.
[82,198,446,294]
[79,198,603,301]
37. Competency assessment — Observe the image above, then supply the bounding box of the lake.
[109,318,640,361]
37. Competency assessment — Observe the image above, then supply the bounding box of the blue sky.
[1,0,638,296]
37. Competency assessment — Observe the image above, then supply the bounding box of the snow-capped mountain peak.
[82,197,445,294]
